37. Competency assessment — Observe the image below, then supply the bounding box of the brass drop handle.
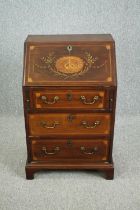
[40,95,59,104]
[81,120,100,128]
[40,121,59,129]
[80,146,98,155]
[42,146,60,155]
[80,95,99,104]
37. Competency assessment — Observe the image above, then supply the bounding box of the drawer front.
[31,89,109,110]
[31,139,109,162]
[28,113,111,136]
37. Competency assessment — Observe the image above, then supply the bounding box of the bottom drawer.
[31,139,109,162]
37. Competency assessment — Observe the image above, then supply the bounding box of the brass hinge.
[25,89,30,111]
[26,99,30,111]
[109,97,113,111]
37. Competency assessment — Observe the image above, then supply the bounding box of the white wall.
[0,0,140,115]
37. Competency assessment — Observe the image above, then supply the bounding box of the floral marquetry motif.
[33,47,108,80]
[55,56,84,74]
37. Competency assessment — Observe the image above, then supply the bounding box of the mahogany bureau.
[23,34,117,180]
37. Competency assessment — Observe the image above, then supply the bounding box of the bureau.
[23,34,117,180]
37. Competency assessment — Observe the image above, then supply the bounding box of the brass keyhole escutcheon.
[67,139,72,146]
[67,114,75,122]
[67,45,72,52]
[66,92,73,101]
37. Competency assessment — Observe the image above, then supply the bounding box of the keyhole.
[67,139,72,146]
[67,45,72,52]
[67,93,73,101]
[67,114,75,122]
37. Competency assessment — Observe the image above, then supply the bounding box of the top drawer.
[30,89,110,111]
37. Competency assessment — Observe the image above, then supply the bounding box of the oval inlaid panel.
[55,56,84,74]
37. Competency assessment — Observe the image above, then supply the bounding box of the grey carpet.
[0,115,140,210]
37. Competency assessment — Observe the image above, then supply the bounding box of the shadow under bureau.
[23,34,117,179]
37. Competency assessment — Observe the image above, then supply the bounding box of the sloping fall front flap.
[23,40,116,86]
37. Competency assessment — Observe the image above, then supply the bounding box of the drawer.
[31,89,109,110]
[28,113,111,136]
[31,139,109,162]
